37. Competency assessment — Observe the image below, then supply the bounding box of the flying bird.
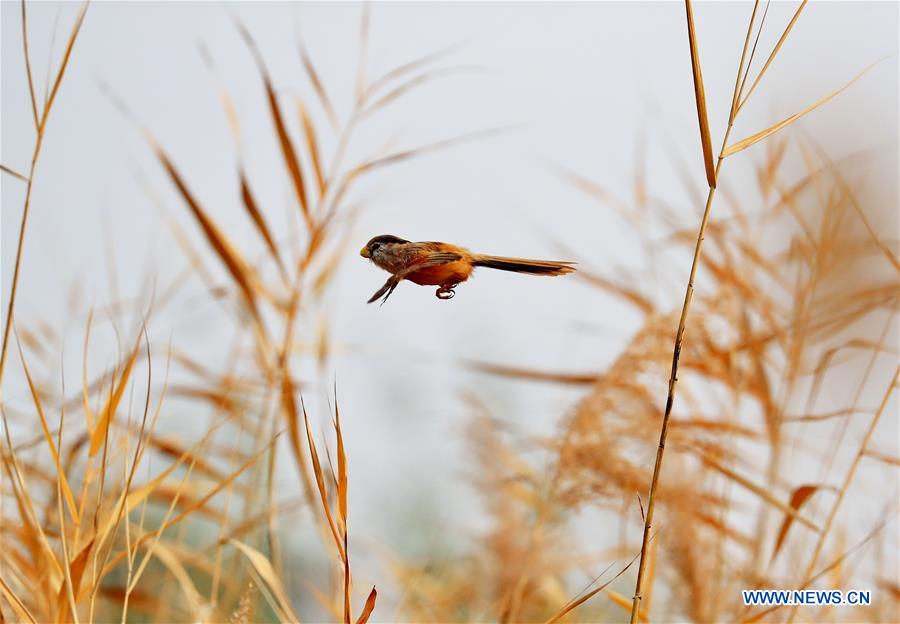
[360,234,575,304]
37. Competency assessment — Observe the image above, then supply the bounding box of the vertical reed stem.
[629,123,734,623]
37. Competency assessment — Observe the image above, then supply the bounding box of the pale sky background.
[2,1,898,618]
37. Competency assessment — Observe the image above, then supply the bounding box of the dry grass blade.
[355,3,370,103]
[699,453,817,530]
[2,413,65,584]
[467,360,598,385]
[56,538,93,621]
[298,43,340,132]
[0,2,87,384]
[808,140,900,272]
[42,2,87,129]
[331,126,509,210]
[728,1,760,123]
[772,485,820,560]
[16,338,80,523]
[236,22,311,229]
[737,0,807,111]
[607,589,647,621]
[20,0,39,129]
[229,539,300,623]
[335,402,348,529]
[724,61,879,157]
[355,587,377,624]
[333,394,353,624]
[152,542,203,616]
[153,145,265,329]
[546,554,640,624]
[364,43,459,99]
[786,368,899,622]
[0,576,37,624]
[1,163,29,182]
[99,437,275,581]
[240,172,289,282]
[863,448,900,467]
[302,401,347,561]
[88,335,140,457]
[298,101,326,198]
[684,0,717,188]
[360,66,482,119]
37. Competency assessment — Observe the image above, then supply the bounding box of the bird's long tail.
[472,255,575,276]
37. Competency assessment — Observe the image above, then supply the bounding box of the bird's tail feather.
[472,255,575,276]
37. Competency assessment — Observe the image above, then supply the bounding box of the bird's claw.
[436,285,457,300]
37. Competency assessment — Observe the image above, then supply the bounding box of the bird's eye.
[371,243,381,250]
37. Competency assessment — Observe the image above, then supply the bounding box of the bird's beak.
[360,246,370,258]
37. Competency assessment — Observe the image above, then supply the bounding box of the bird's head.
[360,234,409,265]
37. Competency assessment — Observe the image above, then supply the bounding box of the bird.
[359,234,575,304]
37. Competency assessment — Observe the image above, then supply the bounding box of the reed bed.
[1,2,896,623]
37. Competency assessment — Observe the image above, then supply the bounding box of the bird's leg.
[435,284,457,300]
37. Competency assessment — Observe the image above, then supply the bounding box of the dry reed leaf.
[41,3,87,130]
[1,427,65,585]
[698,453,817,530]
[55,538,93,621]
[555,166,632,217]
[360,66,482,119]
[16,340,79,523]
[877,580,900,600]
[545,554,640,624]
[772,485,820,559]
[468,361,598,386]
[237,22,311,229]
[240,171,288,282]
[0,163,29,182]
[337,399,351,624]
[98,438,274,583]
[355,3,370,103]
[299,43,340,132]
[738,0,807,111]
[863,448,900,467]
[355,586,378,624]
[0,576,37,624]
[337,126,508,207]
[198,42,241,142]
[229,539,300,623]
[576,268,654,315]
[279,371,319,515]
[81,311,95,432]
[607,588,647,621]
[365,41,460,98]
[298,101,326,198]
[302,401,347,561]
[727,0,760,123]
[335,402,348,530]
[20,0,39,129]
[153,145,267,339]
[809,141,900,272]
[684,0,717,188]
[151,541,204,615]
[88,335,140,458]
[0,1,87,383]
[724,61,879,157]
[85,416,228,560]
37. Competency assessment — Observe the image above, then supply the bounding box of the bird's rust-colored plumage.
[360,235,575,304]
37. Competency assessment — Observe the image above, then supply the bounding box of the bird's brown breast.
[405,258,472,286]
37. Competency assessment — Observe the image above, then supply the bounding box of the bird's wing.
[367,253,462,305]
[397,252,462,278]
